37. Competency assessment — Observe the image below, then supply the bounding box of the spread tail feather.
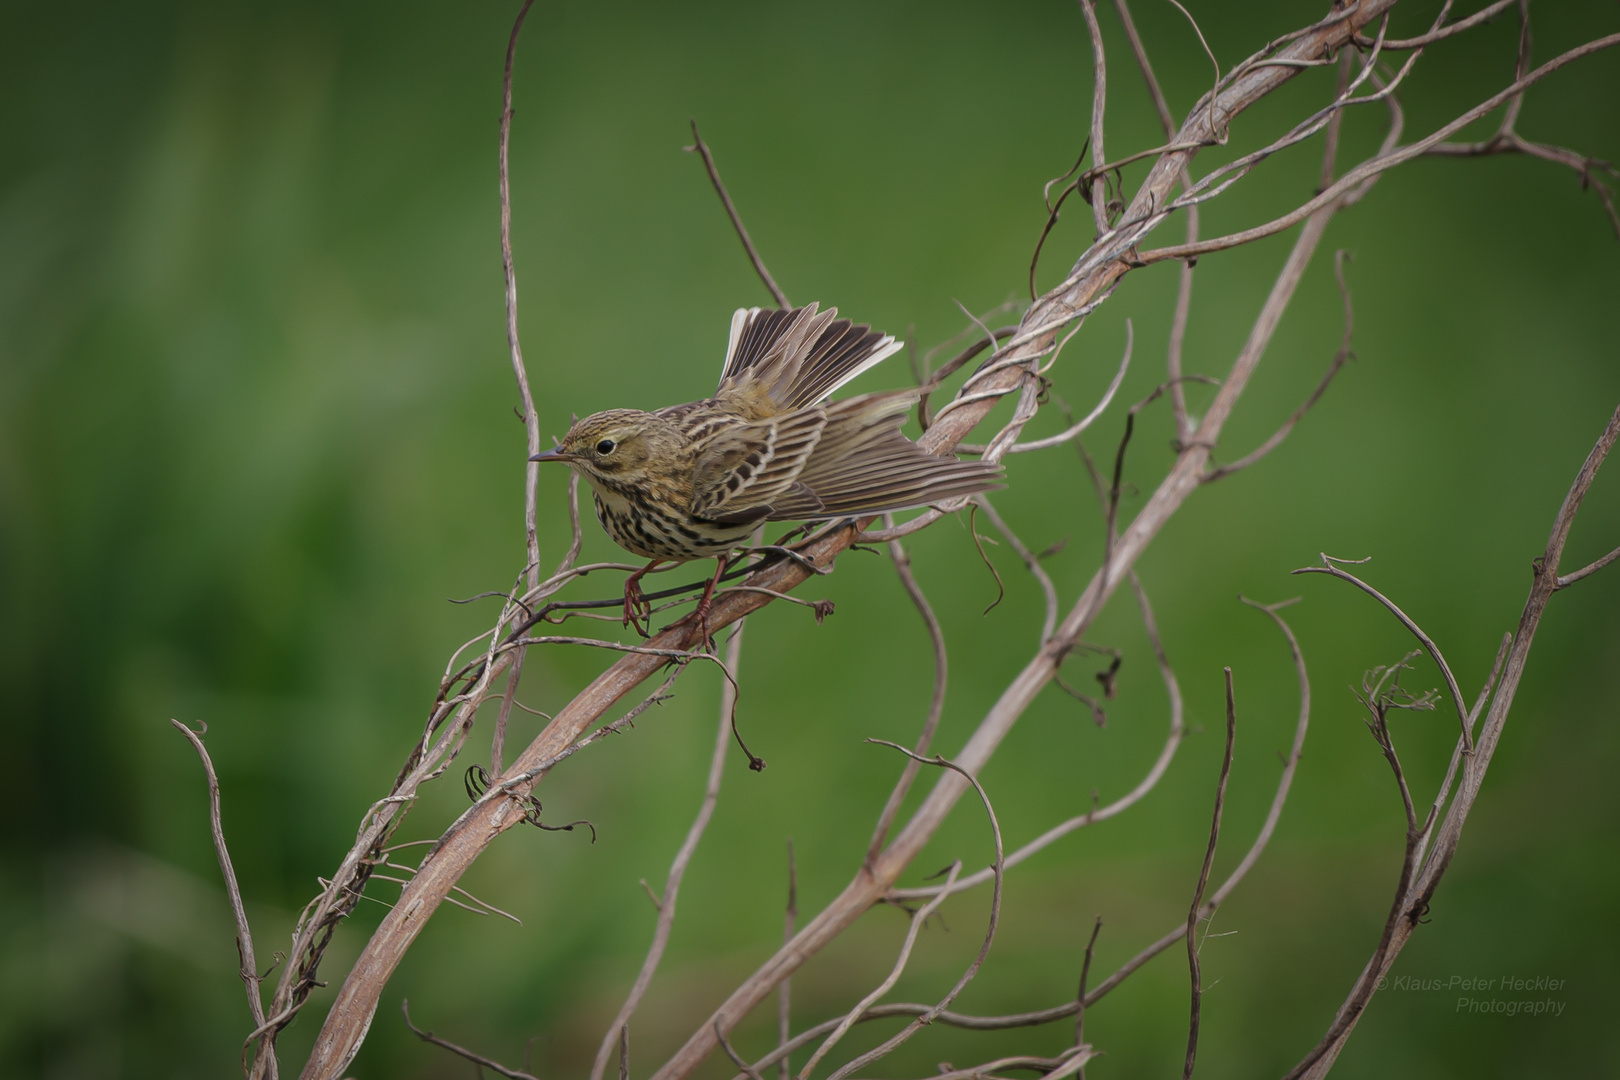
[718,304,904,413]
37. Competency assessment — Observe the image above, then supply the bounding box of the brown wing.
[688,406,828,522]
[780,390,1004,518]
[716,304,904,415]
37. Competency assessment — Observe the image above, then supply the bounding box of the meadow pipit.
[532,303,1003,632]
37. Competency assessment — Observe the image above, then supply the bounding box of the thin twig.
[1111,0,1197,440]
[889,571,1183,901]
[1070,595,1312,1015]
[779,841,797,1080]
[1203,250,1354,482]
[919,324,1020,431]
[403,1000,540,1080]
[1319,48,1353,193]
[172,720,274,1080]
[915,1050,1096,1080]
[491,650,524,779]
[1075,916,1103,1054]
[1138,34,1620,265]
[1425,129,1620,241]
[1168,0,1222,140]
[1030,140,1091,300]
[794,863,963,1080]
[501,0,542,582]
[1007,321,1132,454]
[687,120,789,308]
[1355,0,1516,50]
[1498,0,1532,136]
[1283,660,1432,1080]
[1416,631,1511,875]
[1110,0,1173,134]
[1293,556,1472,751]
[968,504,1006,616]
[1557,542,1620,589]
[974,497,1059,645]
[1077,0,1110,234]
[1183,668,1236,1080]
[715,1019,767,1080]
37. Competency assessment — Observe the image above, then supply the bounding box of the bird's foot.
[621,580,652,638]
[689,594,715,651]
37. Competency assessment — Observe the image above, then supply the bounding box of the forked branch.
[1288,399,1620,1078]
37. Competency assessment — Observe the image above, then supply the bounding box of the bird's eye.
[595,438,616,455]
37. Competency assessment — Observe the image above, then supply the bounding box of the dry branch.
[1287,399,1620,1078]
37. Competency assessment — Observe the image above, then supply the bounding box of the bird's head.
[530,409,679,487]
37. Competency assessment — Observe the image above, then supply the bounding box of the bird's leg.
[687,555,730,646]
[622,559,664,636]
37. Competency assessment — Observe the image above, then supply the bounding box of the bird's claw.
[685,594,716,651]
[622,580,652,638]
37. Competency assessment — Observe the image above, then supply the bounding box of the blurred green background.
[3,1,1618,1077]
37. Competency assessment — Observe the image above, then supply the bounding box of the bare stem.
[1183,669,1236,1080]
[172,720,274,1080]
[779,840,798,1080]
[687,120,789,308]
[501,0,541,579]
[1292,557,1472,751]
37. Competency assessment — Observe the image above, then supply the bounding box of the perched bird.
[531,303,1003,632]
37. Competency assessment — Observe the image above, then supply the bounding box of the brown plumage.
[532,303,1003,630]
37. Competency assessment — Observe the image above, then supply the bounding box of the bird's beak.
[530,446,571,463]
